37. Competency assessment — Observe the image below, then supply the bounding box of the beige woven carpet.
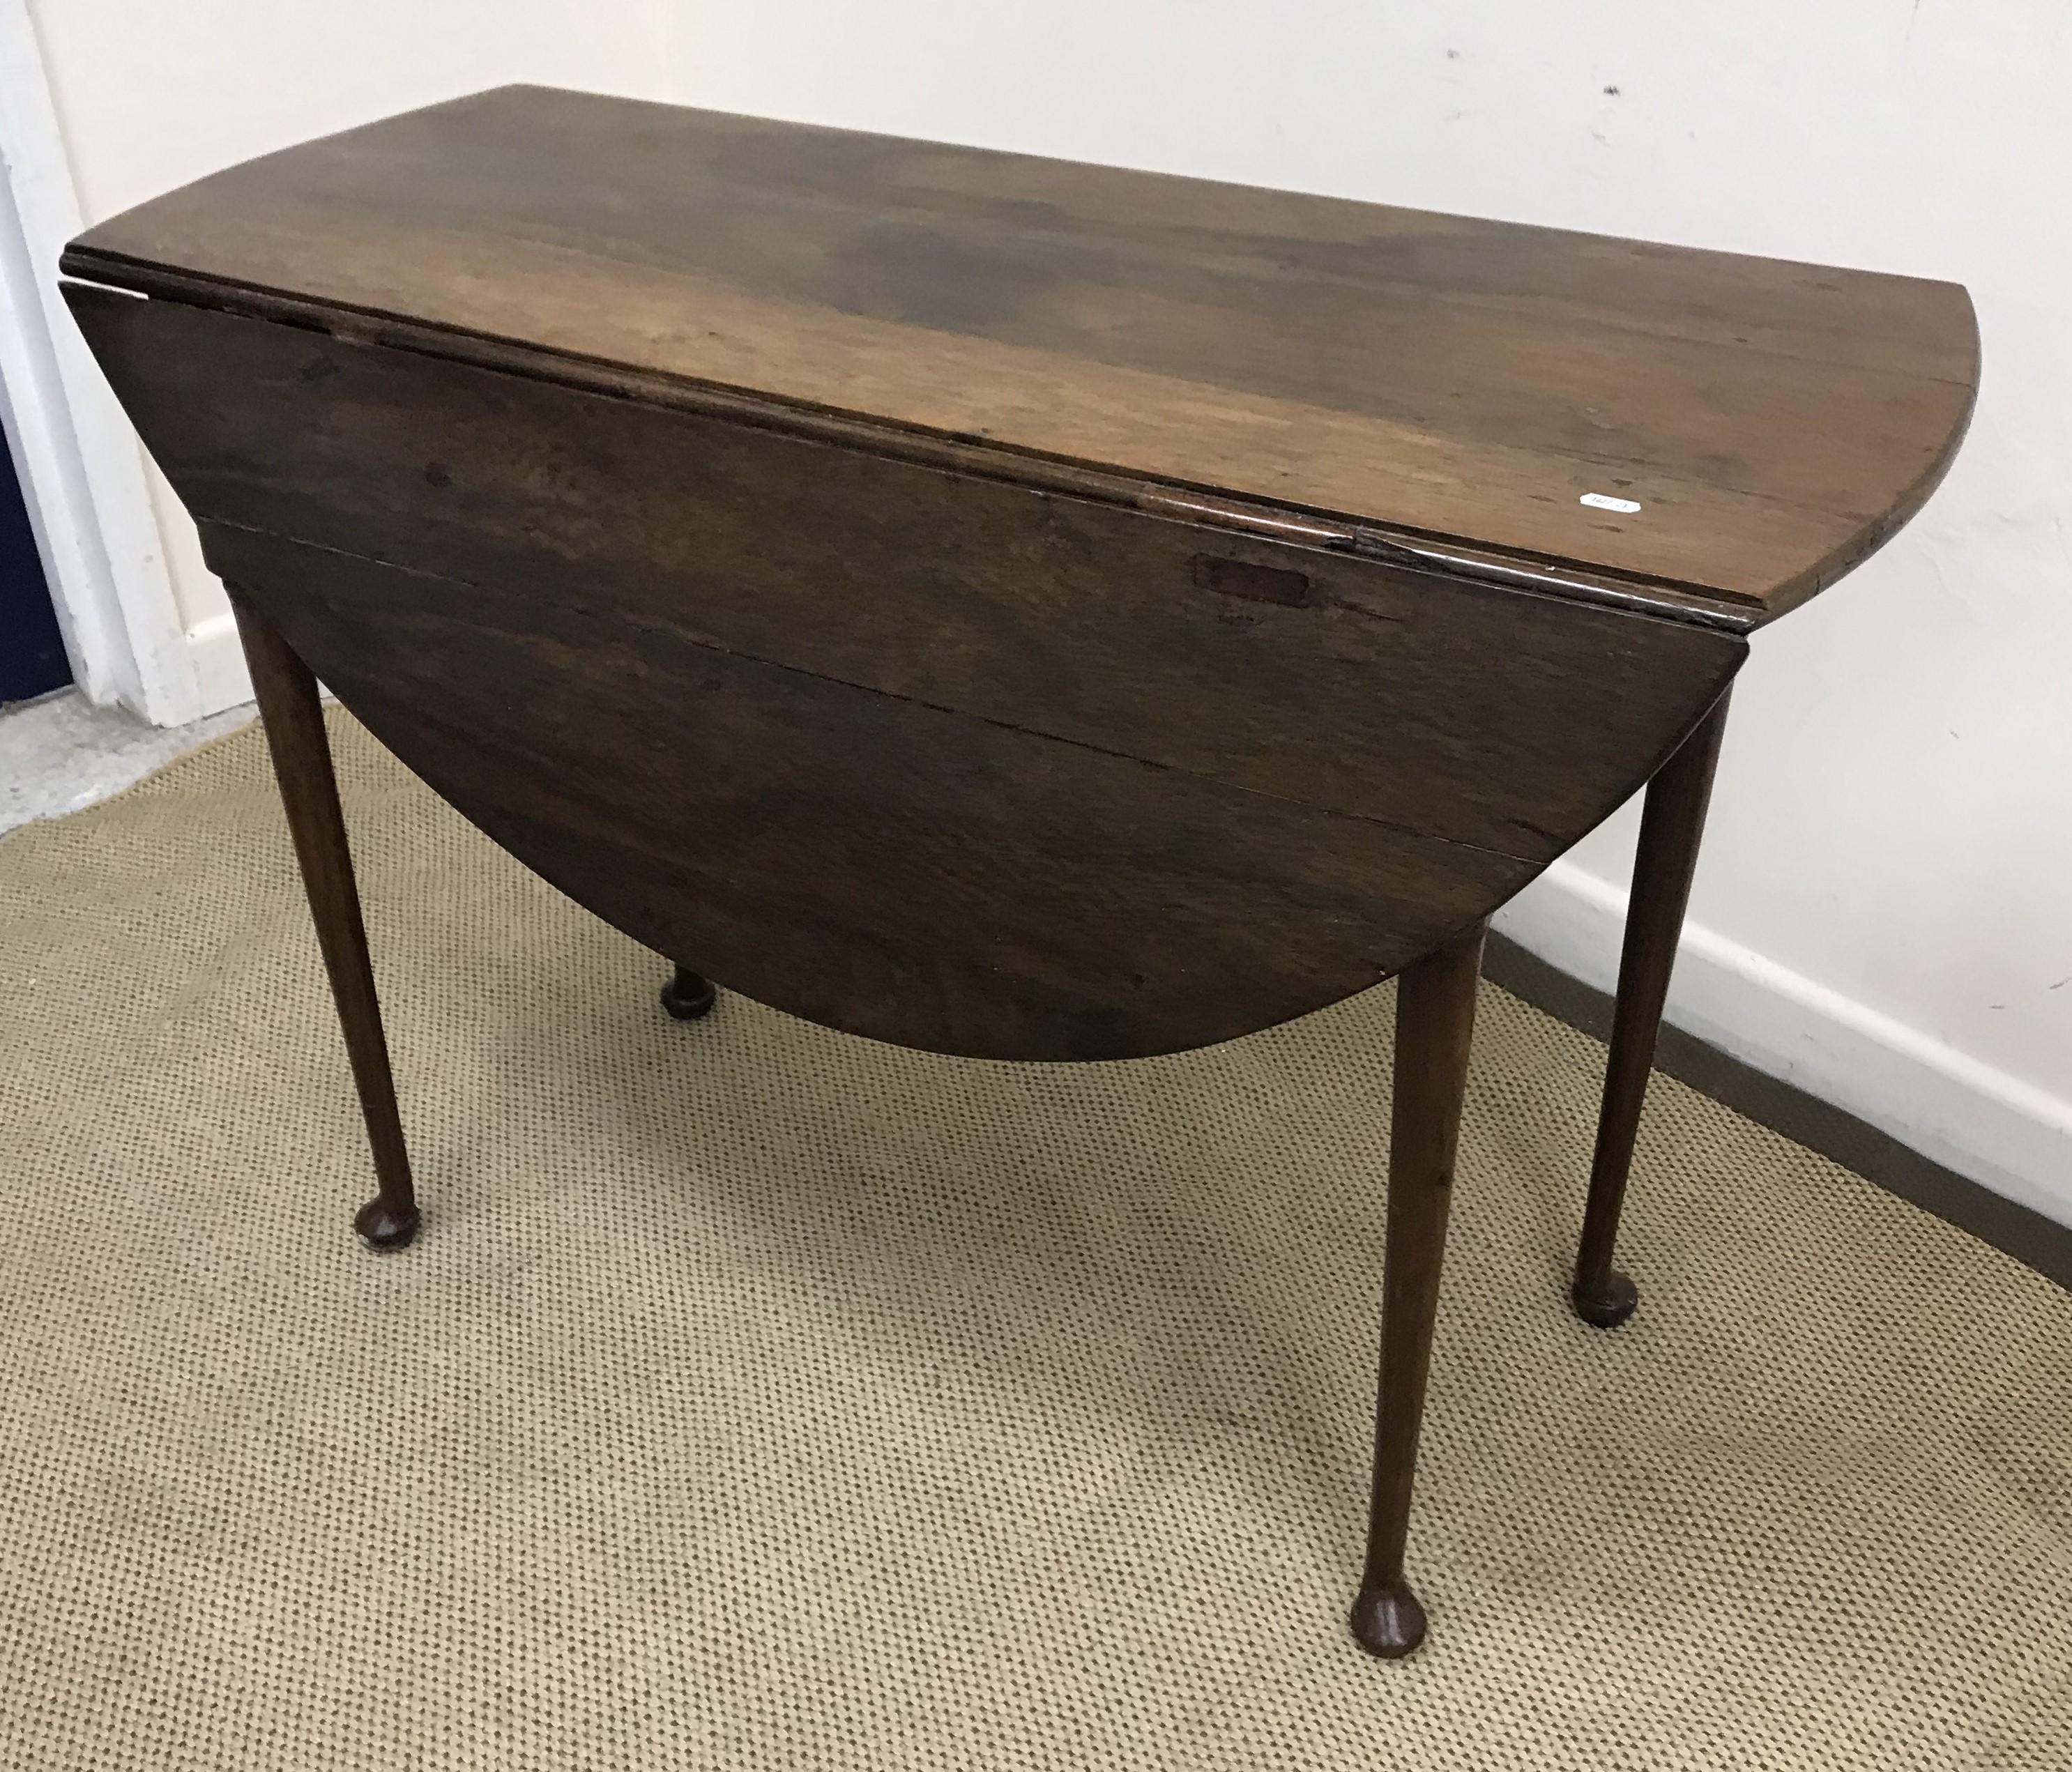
[1,710,2067,1771]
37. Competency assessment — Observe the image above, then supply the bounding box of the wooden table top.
[66,84,1976,625]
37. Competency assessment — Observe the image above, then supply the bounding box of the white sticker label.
[1580,492,1643,514]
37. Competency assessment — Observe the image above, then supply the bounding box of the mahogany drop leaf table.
[61,86,1976,1658]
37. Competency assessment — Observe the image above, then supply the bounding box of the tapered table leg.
[231,593,420,1251]
[1570,689,1732,1327]
[1350,917,1486,1660]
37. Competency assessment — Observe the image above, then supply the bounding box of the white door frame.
[0,0,206,725]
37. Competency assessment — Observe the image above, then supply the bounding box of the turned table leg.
[1569,689,1732,1327]
[1350,917,1486,1659]
[231,594,420,1251]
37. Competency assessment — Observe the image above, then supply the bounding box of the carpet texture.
[1,710,2067,1770]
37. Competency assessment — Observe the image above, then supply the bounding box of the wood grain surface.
[63,84,1977,613]
[1352,916,1488,1659]
[231,595,420,1248]
[66,286,1742,1060]
[204,521,1534,1062]
[70,290,1743,866]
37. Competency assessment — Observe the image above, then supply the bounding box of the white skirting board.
[185,609,254,717]
[1493,860,2072,1234]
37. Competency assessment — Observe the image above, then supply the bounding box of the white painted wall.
[670,0,2072,1221]
[18,2,2070,1223]
[24,0,682,711]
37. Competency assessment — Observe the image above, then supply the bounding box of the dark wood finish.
[68,290,1746,869]
[63,286,1744,1061]
[1571,691,1734,1327]
[57,87,1979,1660]
[230,596,419,1251]
[196,520,1537,1062]
[1350,917,1488,1659]
[63,87,1976,616]
[661,966,717,1022]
